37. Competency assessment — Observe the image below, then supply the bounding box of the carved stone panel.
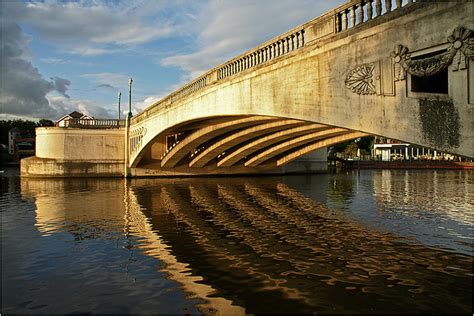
[345,63,376,95]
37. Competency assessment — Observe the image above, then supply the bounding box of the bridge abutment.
[21,127,125,178]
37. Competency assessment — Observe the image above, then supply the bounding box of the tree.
[38,119,54,127]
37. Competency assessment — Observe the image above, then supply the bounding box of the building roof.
[69,111,85,118]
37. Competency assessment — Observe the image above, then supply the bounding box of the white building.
[55,111,94,127]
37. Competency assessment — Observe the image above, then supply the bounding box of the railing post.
[349,6,355,28]
[357,3,364,24]
[374,0,381,16]
[341,10,347,31]
[385,0,391,13]
[395,0,402,9]
[367,0,373,20]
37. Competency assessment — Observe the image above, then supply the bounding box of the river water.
[1,169,472,314]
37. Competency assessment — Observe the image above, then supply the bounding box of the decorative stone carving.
[392,26,473,80]
[448,27,473,71]
[345,63,376,95]
[391,44,410,81]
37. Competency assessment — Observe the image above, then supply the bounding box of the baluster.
[301,29,305,46]
[367,0,373,20]
[349,6,355,28]
[291,35,296,50]
[385,0,391,13]
[375,0,381,16]
[341,10,347,31]
[395,0,402,9]
[357,3,364,24]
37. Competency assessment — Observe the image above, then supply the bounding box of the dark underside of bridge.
[132,115,366,176]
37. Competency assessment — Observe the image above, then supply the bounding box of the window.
[409,50,448,95]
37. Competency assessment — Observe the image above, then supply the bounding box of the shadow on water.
[3,170,472,314]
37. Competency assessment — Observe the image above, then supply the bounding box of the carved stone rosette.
[345,63,376,95]
[391,26,473,80]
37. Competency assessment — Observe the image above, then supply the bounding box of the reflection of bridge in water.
[22,173,473,314]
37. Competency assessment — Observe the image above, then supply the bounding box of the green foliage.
[330,136,374,156]
[343,142,359,157]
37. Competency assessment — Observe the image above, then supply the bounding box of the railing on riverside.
[132,0,419,124]
[57,118,125,129]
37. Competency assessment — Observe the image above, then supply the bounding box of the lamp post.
[128,78,133,118]
[117,92,122,123]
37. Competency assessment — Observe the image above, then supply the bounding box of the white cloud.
[133,95,164,113]
[47,95,112,119]
[162,0,343,78]
[12,0,180,56]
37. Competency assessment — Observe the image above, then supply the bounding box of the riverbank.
[344,160,474,170]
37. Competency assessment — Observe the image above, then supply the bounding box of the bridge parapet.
[132,0,420,125]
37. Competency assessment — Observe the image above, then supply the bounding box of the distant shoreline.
[344,161,474,170]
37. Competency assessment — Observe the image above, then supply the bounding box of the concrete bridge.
[22,0,474,177]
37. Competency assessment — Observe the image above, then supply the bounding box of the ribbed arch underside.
[134,115,368,173]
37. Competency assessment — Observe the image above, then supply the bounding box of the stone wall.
[21,127,125,177]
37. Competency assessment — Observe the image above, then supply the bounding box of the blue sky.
[1,0,344,121]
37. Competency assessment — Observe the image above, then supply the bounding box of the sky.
[1,0,345,121]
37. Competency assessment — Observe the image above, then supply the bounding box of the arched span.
[130,114,367,175]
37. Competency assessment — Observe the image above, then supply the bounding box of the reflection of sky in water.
[321,170,473,255]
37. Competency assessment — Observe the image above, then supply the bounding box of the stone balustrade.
[217,28,306,81]
[132,0,420,124]
[58,118,125,128]
[336,0,416,32]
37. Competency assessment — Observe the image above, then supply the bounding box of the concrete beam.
[245,127,349,167]
[217,123,328,167]
[161,116,277,168]
[189,119,305,168]
[277,132,368,166]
